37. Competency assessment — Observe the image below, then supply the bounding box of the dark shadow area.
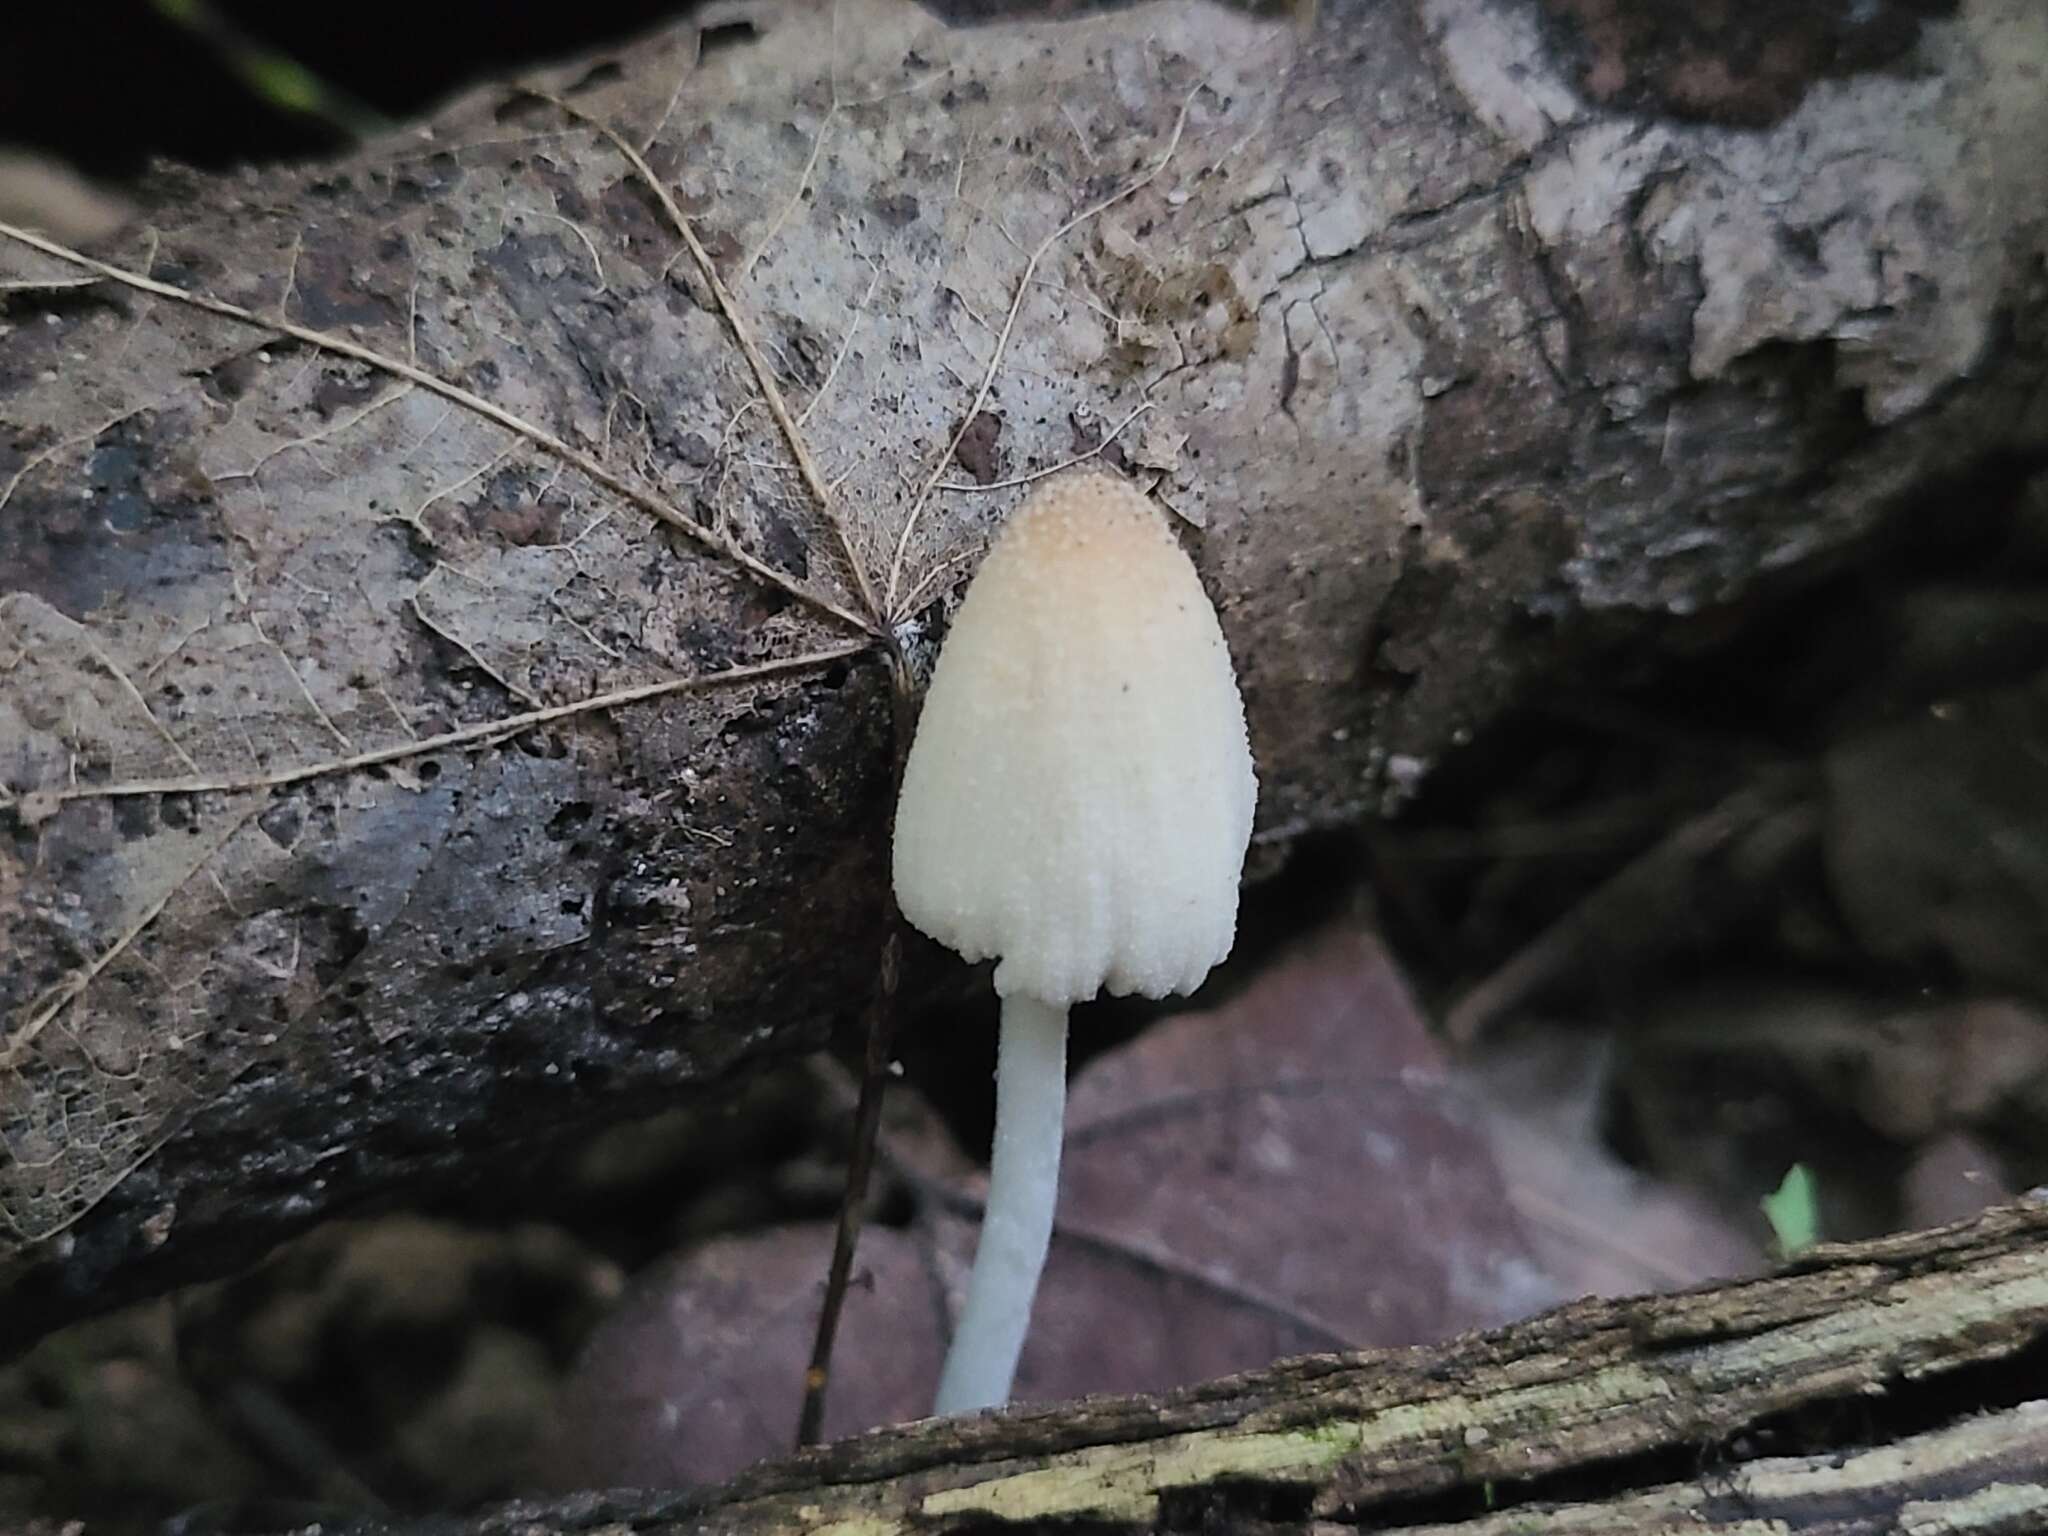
[2,2,706,179]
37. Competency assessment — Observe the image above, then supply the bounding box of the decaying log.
[281,1200,2048,1533]
[3,0,2046,1345]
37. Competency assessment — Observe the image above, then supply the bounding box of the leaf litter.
[541,918,1759,1490]
[1,0,2041,1521]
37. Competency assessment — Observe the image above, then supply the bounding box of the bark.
[297,1200,2048,1532]
[2,0,2046,1344]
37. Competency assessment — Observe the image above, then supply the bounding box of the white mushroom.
[893,470,1257,1414]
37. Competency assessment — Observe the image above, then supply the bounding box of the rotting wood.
[294,1199,2048,1534]
[3,0,2046,1346]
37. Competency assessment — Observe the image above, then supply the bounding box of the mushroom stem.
[933,991,1069,1414]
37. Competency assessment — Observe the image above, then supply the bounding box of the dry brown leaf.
[1011,920,1555,1400]
[546,920,1563,1485]
[1470,1021,1763,1296]
[539,1223,944,1490]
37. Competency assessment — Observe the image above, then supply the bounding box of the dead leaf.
[539,1223,944,1490]
[1470,1021,1764,1296]
[545,920,1568,1485]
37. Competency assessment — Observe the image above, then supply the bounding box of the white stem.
[933,991,1069,1415]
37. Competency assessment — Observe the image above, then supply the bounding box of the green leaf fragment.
[1762,1163,1821,1256]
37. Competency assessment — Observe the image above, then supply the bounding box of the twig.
[0,220,876,637]
[736,0,951,282]
[221,1379,391,1512]
[893,1154,1356,1354]
[896,546,978,618]
[524,90,885,630]
[1061,102,1099,165]
[1443,777,1808,1046]
[641,58,694,156]
[0,273,100,294]
[276,230,304,320]
[141,614,215,683]
[370,679,418,740]
[796,926,904,1448]
[883,80,1206,620]
[404,446,514,541]
[0,403,152,515]
[148,0,392,142]
[795,628,927,1446]
[0,641,870,817]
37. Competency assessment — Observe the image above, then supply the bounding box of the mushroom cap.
[892,471,1257,1006]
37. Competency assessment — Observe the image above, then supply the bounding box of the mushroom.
[893,470,1257,1413]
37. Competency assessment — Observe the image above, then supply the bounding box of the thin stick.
[526,91,886,630]
[0,221,876,637]
[0,642,870,816]
[795,659,920,1446]
[883,81,1205,620]
[796,925,903,1448]
[0,273,100,294]
[1443,779,1804,1046]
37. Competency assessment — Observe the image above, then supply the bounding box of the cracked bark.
[196,1200,2048,1534]
[2,0,2046,1350]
